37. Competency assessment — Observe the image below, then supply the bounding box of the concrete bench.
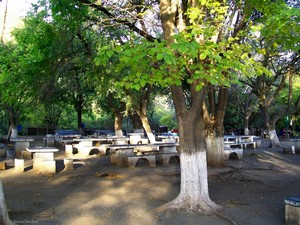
[15,158,24,172]
[159,153,179,166]
[10,138,34,158]
[0,161,6,170]
[27,147,59,173]
[73,145,106,157]
[134,145,159,155]
[127,155,156,168]
[241,141,257,149]
[64,158,74,171]
[285,196,300,224]
[224,148,243,160]
[43,137,55,147]
[224,142,243,149]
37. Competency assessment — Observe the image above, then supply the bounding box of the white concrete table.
[10,138,34,157]
[26,147,59,173]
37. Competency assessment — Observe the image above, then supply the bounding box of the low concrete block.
[127,155,156,168]
[224,148,243,160]
[159,145,177,154]
[285,196,300,224]
[110,153,117,164]
[15,159,24,172]
[65,144,73,156]
[0,162,6,170]
[160,153,179,166]
[21,150,32,159]
[40,160,56,174]
[64,158,73,170]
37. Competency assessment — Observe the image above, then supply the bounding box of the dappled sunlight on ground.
[0,139,299,224]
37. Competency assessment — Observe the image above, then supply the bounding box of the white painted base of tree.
[146,132,156,144]
[0,180,16,225]
[156,151,221,213]
[269,129,281,147]
[244,128,249,136]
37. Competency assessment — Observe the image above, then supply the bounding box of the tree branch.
[76,0,159,42]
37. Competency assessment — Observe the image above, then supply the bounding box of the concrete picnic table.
[26,147,59,173]
[10,137,35,157]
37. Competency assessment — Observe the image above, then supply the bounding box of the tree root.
[152,199,237,225]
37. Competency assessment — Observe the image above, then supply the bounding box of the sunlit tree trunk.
[0,0,9,43]
[114,112,123,137]
[130,84,156,143]
[135,110,155,143]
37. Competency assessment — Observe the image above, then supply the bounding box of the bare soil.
[0,138,299,225]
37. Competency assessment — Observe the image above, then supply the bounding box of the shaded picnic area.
[0,135,299,225]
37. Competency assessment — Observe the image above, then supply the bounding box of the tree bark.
[6,105,19,139]
[114,112,124,137]
[158,84,220,212]
[128,112,143,131]
[157,0,220,212]
[204,86,227,167]
[136,111,156,143]
[260,105,281,147]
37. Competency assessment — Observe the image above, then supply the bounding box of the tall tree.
[55,0,300,213]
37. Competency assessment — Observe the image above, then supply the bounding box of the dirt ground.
[0,137,299,225]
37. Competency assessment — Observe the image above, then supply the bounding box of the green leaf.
[106,50,114,57]
[134,83,141,90]
[200,52,207,60]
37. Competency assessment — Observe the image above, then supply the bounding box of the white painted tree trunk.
[244,127,249,135]
[145,132,156,144]
[159,151,221,212]
[115,129,123,137]
[268,129,281,147]
[10,127,18,139]
[0,180,16,225]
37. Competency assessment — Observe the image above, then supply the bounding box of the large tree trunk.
[7,106,19,139]
[159,85,220,212]
[136,111,156,143]
[244,116,250,135]
[206,134,224,167]
[158,0,219,212]
[204,86,227,167]
[131,84,156,143]
[128,112,143,131]
[260,106,281,147]
[114,112,123,137]
[268,120,281,147]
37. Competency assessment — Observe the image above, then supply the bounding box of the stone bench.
[127,155,156,168]
[285,196,300,224]
[0,161,6,170]
[15,158,24,172]
[240,141,257,149]
[27,147,59,173]
[224,148,243,160]
[134,145,159,155]
[72,145,106,157]
[159,153,179,166]
[64,158,74,171]
[10,138,34,158]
